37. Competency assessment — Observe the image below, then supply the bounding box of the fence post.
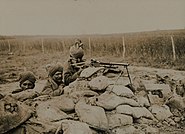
[41,38,45,54]
[171,36,176,61]
[8,40,11,52]
[23,40,26,53]
[122,36,126,59]
[89,37,92,57]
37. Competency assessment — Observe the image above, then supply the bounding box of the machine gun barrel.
[91,59,129,67]
[70,62,87,69]
[97,61,129,67]
[71,62,86,67]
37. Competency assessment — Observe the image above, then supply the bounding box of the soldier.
[40,63,65,96]
[11,71,39,103]
[12,71,36,94]
[69,39,84,62]
[64,39,86,86]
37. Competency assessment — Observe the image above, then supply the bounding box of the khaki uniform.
[41,78,64,96]
[40,64,64,96]
[64,58,82,86]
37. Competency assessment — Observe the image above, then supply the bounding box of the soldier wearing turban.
[64,39,87,86]
[41,63,64,96]
[12,71,36,93]
[69,39,84,62]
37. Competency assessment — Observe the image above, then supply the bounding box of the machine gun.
[71,61,88,69]
[90,59,132,85]
[91,59,129,68]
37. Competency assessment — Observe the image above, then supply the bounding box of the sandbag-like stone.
[95,92,139,110]
[144,125,159,134]
[36,100,69,122]
[12,90,39,102]
[75,100,108,131]
[107,85,134,98]
[56,120,92,134]
[165,95,185,111]
[80,67,105,79]
[88,76,109,91]
[112,125,144,134]
[70,90,98,103]
[149,105,173,121]
[107,113,133,129]
[136,96,150,107]
[135,117,158,125]
[43,95,75,112]
[116,105,154,119]
[148,93,164,106]
[132,76,146,93]
[66,80,90,93]
[145,84,171,98]
[0,95,32,134]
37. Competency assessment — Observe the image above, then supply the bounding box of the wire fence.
[0,35,185,63]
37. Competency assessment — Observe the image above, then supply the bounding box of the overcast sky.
[0,0,185,35]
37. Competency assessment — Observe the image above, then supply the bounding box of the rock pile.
[1,67,185,134]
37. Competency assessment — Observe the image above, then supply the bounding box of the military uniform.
[64,58,82,86]
[41,64,64,96]
[64,39,85,86]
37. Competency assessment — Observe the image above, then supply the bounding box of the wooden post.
[122,36,126,59]
[89,37,92,57]
[171,36,176,61]
[8,40,11,52]
[41,38,45,53]
[23,41,26,53]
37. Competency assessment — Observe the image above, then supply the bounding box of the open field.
[0,29,185,133]
[0,29,185,83]
[1,29,185,68]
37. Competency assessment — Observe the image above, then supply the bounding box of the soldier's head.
[46,63,63,84]
[19,71,36,90]
[75,39,83,48]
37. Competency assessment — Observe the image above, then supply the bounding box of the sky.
[0,0,185,35]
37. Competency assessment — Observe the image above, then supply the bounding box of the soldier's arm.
[64,70,81,86]
[12,88,23,94]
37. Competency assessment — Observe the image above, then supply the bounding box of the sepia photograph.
[0,0,185,133]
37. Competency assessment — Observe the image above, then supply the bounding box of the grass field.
[0,29,185,83]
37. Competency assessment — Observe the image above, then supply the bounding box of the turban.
[19,71,36,86]
[70,39,84,60]
[46,63,63,77]
[75,39,82,44]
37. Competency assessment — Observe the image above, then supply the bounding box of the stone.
[145,84,171,100]
[88,76,109,91]
[36,100,69,122]
[116,105,154,119]
[11,89,39,102]
[136,96,150,107]
[132,76,146,93]
[165,95,185,111]
[75,100,108,131]
[80,67,105,79]
[56,120,92,134]
[135,117,158,125]
[148,93,164,106]
[148,105,173,121]
[107,113,133,129]
[144,125,159,134]
[95,92,139,110]
[107,85,134,98]
[112,125,144,134]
